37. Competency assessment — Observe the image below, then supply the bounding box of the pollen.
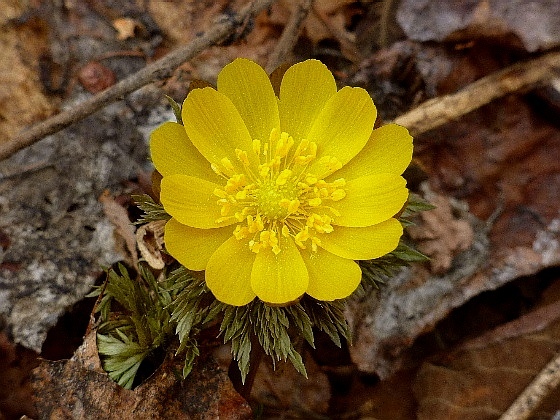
[214,128,347,254]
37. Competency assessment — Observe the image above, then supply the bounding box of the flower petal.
[182,87,258,172]
[331,173,408,227]
[206,236,257,306]
[150,122,221,182]
[328,124,413,180]
[251,235,309,305]
[217,58,280,143]
[164,218,233,271]
[301,247,362,301]
[319,218,403,260]
[160,174,234,229]
[307,86,376,177]
[279,60,337,143]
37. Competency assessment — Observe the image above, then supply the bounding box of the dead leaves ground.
[1,0,560,419]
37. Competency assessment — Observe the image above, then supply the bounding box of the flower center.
[256,178,298,220]
[212,128,347,255]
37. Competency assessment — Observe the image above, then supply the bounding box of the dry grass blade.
[499,351,560,420]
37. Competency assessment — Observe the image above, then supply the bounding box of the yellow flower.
[150,58,412,306]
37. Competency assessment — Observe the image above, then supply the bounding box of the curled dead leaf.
[136,220,166,270]
[99,190,138,270]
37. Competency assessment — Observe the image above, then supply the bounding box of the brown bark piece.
[31,332,251,420]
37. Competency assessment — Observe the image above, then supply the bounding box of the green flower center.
[212,129,347,254]
[256,178,298,220]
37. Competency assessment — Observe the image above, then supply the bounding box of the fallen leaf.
[99,190,138,270]
[413,310,560,419]
[0,1,56,143]
[0,331,38,419]
[408,188,475,274]
[136,220,166,270]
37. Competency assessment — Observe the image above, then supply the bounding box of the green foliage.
[164,267,214,354]
[94,191,432,389]
[91,263,174,389]
[300,298,350,347]
[165,95,183,125]
[401,192,436,220]
[132,194,170,225]
[161,267,351,383]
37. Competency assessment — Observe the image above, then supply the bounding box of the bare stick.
[265,0,313,73]
[394,51,560,136]
[0,0,277,162]
[499,351,560,420]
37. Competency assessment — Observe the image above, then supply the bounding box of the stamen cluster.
[212,128,347,255]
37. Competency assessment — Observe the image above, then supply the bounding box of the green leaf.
[97,333,150,389]
[391,243,429,262]
[132,194,171,225]
[95,263,176,389]
[165,95,183,125]
[403,192,436,214]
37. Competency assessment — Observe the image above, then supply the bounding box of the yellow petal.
[301,247,362,301]
[206,236,257,306]
[279,60,337,143]
[251,235,309,305]
[331,173,408,227]
[328,124,413,180]
[307,86,376,177]
[182,87,258,172]
[320,218,403,260]
[164,218,233,271]
[160,174,234,229]
[217,58,280,143]
[150,122,221,182]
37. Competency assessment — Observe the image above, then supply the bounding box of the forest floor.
[1,0,560,419]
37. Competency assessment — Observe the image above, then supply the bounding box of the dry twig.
[0,0,277,162]
[499,351,560,420]
[265,0,313,73]
[394,51,560,136]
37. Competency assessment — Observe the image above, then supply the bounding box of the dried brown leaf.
[408,190,474,275]
[136,220,166,270]
[99,190,138,270]
[413,314,560,419]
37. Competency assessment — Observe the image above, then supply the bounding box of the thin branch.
[394,51,560,136]
[0,0,277,162]
[499,350,560,420]
[265,0,313,73]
